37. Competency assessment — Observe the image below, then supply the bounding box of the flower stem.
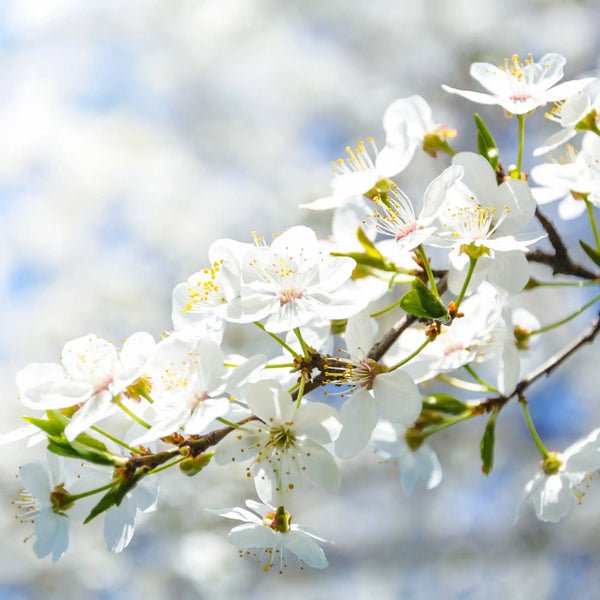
[516,114,526,178]
[388,335,433,372]
[463,364,500,394]
[455,257,478,308]
[90,426,142,455]
[295,374,306,410]
[146,455,188,476]
[416,244,438,297]
[68,481,118,503]
[529,292,600,335]
[254,322,299,358]
[370,298,403,318]
[294,328,310,359]
[520,397,549,459]
[264,362,296,369]
[585,199,600,251]
[436,373,490,392]
[530,279,600,288]
[422,412,475,438]
[116,401,151,429]
[216,417,241,429]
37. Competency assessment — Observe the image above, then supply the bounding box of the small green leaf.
[73,433,108,453]
[356,226,383,259]
[480,410,499,475]
[23,416,64,437]
[47,440,85,460]
[423,394,468,415]
[399,278,450,323]
[579,239,600,269]
[46,436,121,467]
[474,113,499,170]
[84,473,143,524]
[83,488,121,524]
[330,251,398,273]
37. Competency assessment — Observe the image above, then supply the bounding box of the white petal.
[373,370,422,425]
[283,530,328,569]
[244,380,294,424]
[228,523,278,549]
[296,439,340,493]
[335,390,378,459]
[104,495,137,553]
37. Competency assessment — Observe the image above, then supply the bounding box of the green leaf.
[73,433,108,453]
[47,440,85,460]
[399,278,450,323]
[480,410,498,475]
[474,113,499,170]
[46,436,121,467]
[579,239,600,269]
[423,394,468,415]
[356,226,383,259]
[84,473,143,524]
[23,416,64,437]
[330,251,398,273]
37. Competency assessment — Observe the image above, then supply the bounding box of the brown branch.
[528,207,600,280]
[513,311,600,397]
[478,312,600,414]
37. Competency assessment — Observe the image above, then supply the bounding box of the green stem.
[216,417,241,429]
[264,363,296,369]
[436,373,490,392]
[416,244,438,297]
[90,426,142,455]
[423,412,475,438]
[388,336,433,372]
[294,328,310,359]
[585,199,600,251]
[287,381,300,395]
[516,114,526,178]
[254,322,299,358]
[455,257,478,309]
[520,398,549,459]
[531,279,600,288]
[116,401,151,429]
[146,455,188,476]
[370,298,403,318]
[463,364,500,394]
[529,292,600,335]
[295,374,306,410]
[590,122,600,137]
[68,481,117,503]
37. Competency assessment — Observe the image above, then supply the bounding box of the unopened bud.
[179,452,213,476]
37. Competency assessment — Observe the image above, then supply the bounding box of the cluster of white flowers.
[6,52,600,572]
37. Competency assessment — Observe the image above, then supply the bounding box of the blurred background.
[1,0,600,598]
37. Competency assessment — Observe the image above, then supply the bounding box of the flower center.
[368,188,419,245]
[347,358,387,390]
[278,288,305,305]
[442,200,510,242]
[269,423,296,450]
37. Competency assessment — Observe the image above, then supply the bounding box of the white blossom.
[17,333,155,441]
[521,428,600,523]
[216,499,328,571]
[442,53,594,115]
[215,380,341,505]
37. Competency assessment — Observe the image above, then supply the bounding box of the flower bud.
[179,452,213,476]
